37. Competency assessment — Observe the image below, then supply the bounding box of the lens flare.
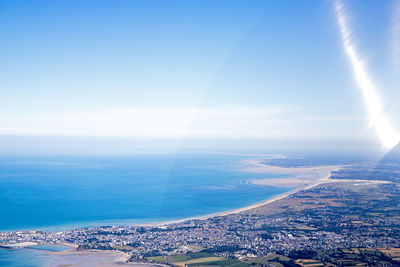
[334,0,400,152]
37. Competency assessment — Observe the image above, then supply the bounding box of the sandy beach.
[46,248,165,267]
[207,161,342,215]
[50,159,387,230]
[243,159,342,187]
[152,160,390,222]
[143,160,345,226]
[219,160,391,216]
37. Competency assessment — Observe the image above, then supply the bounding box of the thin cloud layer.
[0,106,358,139]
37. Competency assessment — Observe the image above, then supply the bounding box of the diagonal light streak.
[334,0,400,152]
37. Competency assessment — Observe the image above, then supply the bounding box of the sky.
[0,0,399,154]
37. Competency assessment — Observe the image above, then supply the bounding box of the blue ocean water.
[0,153,290,232]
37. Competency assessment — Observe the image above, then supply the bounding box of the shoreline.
[6,158,384,233]
[143,162,390,224]
[0,160,345,233]
[140,161,345,226]
[23,161,344,266]
[3,159,393,266]
[36,161,347,266]
[191,165,342,217]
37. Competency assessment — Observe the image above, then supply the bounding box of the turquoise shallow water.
[0,153,290,232]
[0,153,291,266]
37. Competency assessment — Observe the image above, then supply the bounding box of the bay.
[0,153,289,231]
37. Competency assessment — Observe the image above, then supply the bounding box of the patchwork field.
[147,252,249,267]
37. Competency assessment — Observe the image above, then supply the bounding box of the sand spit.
[145,160,345,225]
[244,159,342,187]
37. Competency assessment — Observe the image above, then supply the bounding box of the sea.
[0,153,292,266]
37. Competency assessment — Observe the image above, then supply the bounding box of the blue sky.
[0,0,399,153]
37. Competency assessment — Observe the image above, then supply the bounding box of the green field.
[243,253,290,267]
[147,252,251,267]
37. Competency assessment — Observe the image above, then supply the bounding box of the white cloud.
[0,106,360,139]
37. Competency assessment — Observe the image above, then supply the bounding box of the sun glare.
[334,0,400,152]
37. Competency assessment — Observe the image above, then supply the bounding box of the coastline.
[31,160,345,266]
[211,162,342,215]
[0,160,345,232]
[142,161,391,225]
[39,161,346,266]
[4,159,393,266]
[142,160,345,226]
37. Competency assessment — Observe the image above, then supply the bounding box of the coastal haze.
[1,0,400,266]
